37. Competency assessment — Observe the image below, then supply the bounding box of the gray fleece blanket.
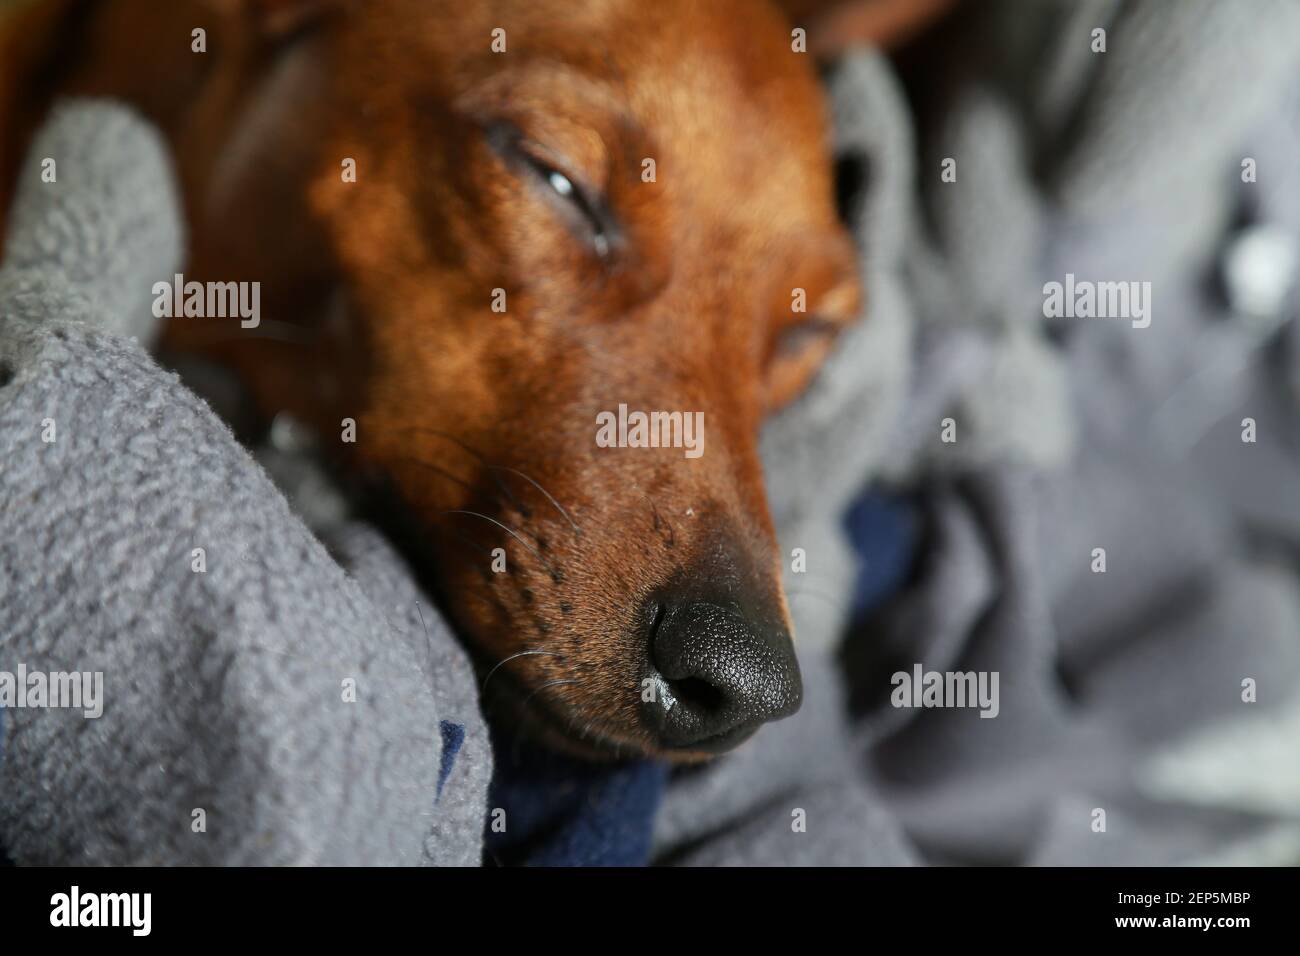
[4,0,1300,866]
[697,0,1300,866]
[0,106,489,865]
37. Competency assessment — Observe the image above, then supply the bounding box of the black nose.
[645,600,802,752]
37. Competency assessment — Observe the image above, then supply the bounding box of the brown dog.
[0,0,937,760]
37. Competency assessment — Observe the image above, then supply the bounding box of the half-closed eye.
[483,120,617,260]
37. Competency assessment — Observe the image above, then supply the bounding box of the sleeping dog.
[0,0,941,760]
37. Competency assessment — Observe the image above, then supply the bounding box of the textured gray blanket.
[3,0,1300,866]
[659,0,1300,866]
[0,105,490,865]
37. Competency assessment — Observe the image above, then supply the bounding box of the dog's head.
[43,0,862,759]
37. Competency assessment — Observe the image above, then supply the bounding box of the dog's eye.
[764,317,844,411]
[774,317,841,358]
[520,154,613,259]
[484,121,614,260]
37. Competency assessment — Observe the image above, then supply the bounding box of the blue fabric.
[844,489,920,617]
[484,727,668,867]
[435,720,464,800]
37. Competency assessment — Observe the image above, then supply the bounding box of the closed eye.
[484,120,616,260]
[773,317,842,358]
[763,315,847,411]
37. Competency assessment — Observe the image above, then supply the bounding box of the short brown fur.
[0,0,935,760]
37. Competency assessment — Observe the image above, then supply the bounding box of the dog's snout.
[645,600,802,753]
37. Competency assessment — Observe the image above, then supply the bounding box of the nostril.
[665,675,727,715]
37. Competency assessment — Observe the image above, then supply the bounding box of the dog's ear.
[772,0,958,57]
